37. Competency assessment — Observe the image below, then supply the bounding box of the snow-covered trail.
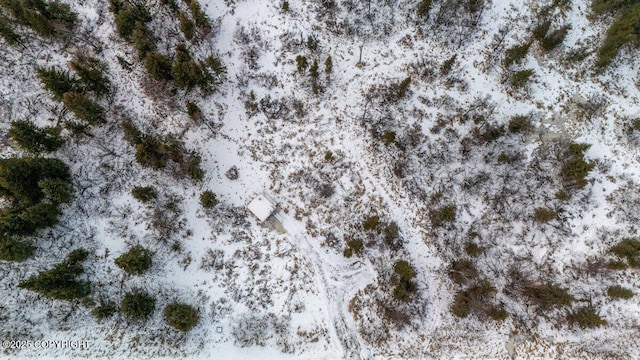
[280,215,375,360]
[352,134,447,327]
[322,28,451,343]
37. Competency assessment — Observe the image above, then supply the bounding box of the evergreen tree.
[134,136,171,169]
[394,260,417,280]
[504,42,531,67]
[607,285,634,299]
[144,52,173,81]
[62,92,106,125]
[114,245,152,275]
[440,54,457,75]
[45,0,77,28]
[363,215,380,231]
[120,120,205,180]
[396,77,411,99]
[179,12,194,40]
[132,21,156,59]
[3,202,61,235]
[0,157,70,205]
[0,236,34,262]
[91,299,118,319]
[14,0,77,38]
[121,119,143,145]
[343,238,363,258]
[183,152,204,180]
[186,0,209,30]
[23,7,54,36]
[114,8,138,40]
[523,283,574,310]
[324,56,332,80]
[198,55,226,94]
[296,55,308,73]
[38,178,72,203]
[567,306,607,329]
[171,44,202,91]
[0,19,22,45]
[309,59,319,80]
[186,101,202,121]
[0,0,27,23]
[8,120,64,153]
[510,69,534,88]
[383,222,399,244]
[417,0,432,17]
[121,289,155,321]
[112,1,151,41]
[70,55,112,97]
[159,0,179,13]
[609,238,640,268]
[19,249,90,300]
[164,303,199,331]
[392,260,417,302]
[131,186,157,203]
[0,157,71,236]
[199,190,217,209]
[36,66,79,101]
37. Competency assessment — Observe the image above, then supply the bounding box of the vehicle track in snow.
[340,118,448,333]
[280,219,374,360]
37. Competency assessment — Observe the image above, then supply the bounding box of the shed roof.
[247,194,276,222]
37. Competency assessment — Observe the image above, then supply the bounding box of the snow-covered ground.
[2,0,640,358]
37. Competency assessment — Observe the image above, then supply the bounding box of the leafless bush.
[234,25,263,47]
[232,313,290,348]
[200,249,225,271]
[225,166,239,180]
[431,0,491,46]
[150,196,184,240]
[572,94,608,122]
[291,98,306,119]
[259,95,289,119]
[242,47,261,70]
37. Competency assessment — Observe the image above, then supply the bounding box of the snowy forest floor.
[2,0,640,359]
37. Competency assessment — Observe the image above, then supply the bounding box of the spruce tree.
[393,260,417,302]
[179,12,194,40]
[19,249,90,300]
[131,186,157,203]
[0,157,71,236]
[38,178,72,203]
[144,52,173,81]
[0,236,35,262]
[164,303,199,331]
[0,19,21,45]
[70,55,112,97]
[132,22,156,59]
[115,245,152,275]
[36,66,79,101]
[324,56,332,80]
[121,289,155,321]
[23,8,54,37]
[0,157,70,205]
[172,44,202,91]
[62,92,106,125]
[8,120,64,153]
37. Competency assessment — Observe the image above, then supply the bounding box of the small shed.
[247,194,277,222]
